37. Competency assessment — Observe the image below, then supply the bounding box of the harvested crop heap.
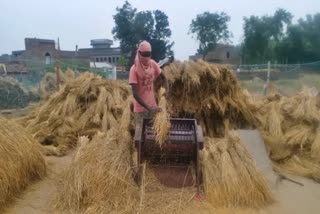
[248,88,320,181]
[40,69,76,98]
[202,132,274,208]
[24,72,132,156]
[18,60,273,213]
[0,116,46,211]
[161,60,256,137]
[0,76,39,109]
[52,61,273,213]
[55,128,273,213]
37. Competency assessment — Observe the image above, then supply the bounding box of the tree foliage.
[242,9,320,64]
[112,1,174,66]
[189,12,231,59]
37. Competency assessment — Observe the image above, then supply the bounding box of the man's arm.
[131,83,152,112]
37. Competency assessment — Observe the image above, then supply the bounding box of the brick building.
[1,38,121,70]
[189,44,241,65]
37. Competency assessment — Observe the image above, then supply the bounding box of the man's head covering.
[138,40,152,52]
[134,41,152,75]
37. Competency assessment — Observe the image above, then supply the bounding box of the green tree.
[275,13,320,63]
[242,9,292,63]
[112,1,136,64]
[112,1,174,66]
[189,12,231,59]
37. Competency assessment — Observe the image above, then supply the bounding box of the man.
[129,40,169,128]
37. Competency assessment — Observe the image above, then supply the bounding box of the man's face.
[139,51,151,65]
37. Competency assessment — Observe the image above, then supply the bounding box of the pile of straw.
[248,87,320,181]
[51,60,274,213]
[55,129,138,213]
[0,116,46,211]
[54,104,139,213]
[40,69,76,98]
[24,72,132,156]
[0,76,40,109]
[153,87,171,146]
[161,60,256,137]
[202,131,274,208]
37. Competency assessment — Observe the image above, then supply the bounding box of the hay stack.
[153,87,171,146]
[248,87,320,181]
[24,72,132,156]
[0,76,40,109]
[161,60,256,137]
[54,107,139,213]
[52,61,274,213]
[0,116,46,211]
[202,131,274,208]
[40,69,76,98]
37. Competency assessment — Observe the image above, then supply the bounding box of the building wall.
[24,38,56,59]
[189,44,241,65]
[7,38,121,71]
[205,44,241,64]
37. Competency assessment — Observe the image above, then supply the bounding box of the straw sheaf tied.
[202,131,274,208]
[247,86,320,182]
[153,87,171,146]
[161,60,256,137]
[24,72,133,156]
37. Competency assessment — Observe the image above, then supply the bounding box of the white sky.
[0,0,319,60]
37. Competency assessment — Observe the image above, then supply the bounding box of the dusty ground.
[4,130,320,214]
[4,154,73,214]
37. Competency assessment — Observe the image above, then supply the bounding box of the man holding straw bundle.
[129,40,169,129]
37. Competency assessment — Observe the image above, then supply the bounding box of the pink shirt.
[129,60,161,112]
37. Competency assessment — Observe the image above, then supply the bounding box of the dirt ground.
[3,130,320,214]
[4,154,73,214]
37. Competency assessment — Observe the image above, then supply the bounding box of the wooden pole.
[55,38,61,91]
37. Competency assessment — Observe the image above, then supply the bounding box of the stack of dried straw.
[161,60,256,137]
[23,72,133,156]
[0,116,46,211]
[0,76,40,109]
[202,131,274,208]
[247,87,320,181]
[39,69,76,98]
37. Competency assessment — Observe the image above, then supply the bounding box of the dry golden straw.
[247,86,320,182]
[0,116,46,211]
[23,72,132,156]
[202,131,274,209]
[153,87,171,146]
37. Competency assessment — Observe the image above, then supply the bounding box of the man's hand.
[149,107,161,114]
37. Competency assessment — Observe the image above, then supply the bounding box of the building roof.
[78,48,121,56]
[90,39,113,46]
[25,38,55,44]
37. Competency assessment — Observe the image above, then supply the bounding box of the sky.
[0,0,319,60]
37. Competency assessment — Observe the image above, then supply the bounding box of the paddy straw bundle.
[0,76,39,109]
[24,72,132,156]
[55,104,139,213]
[40,69,76,98]
[161,60,256,137]
[55,129,138,214]
[0,116,46,211]
[153,87,171,146]
[51,60,274,213]
[202,131,274,208]
[248,87,320,181]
